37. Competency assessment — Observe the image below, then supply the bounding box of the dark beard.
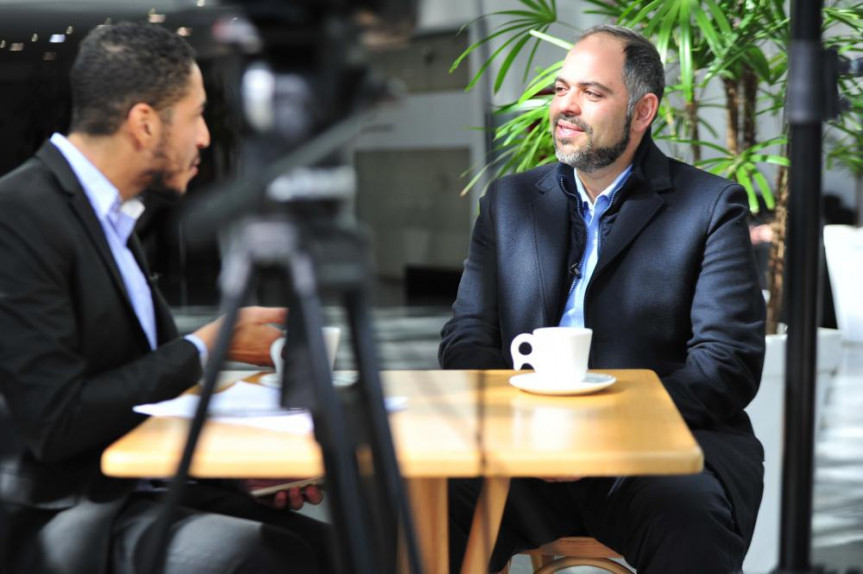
[143,132,183,203]
[142,170,183,204]
[553,112,631,173]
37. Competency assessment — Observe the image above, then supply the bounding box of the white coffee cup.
[266,326,341,388]
[510,327,592,383]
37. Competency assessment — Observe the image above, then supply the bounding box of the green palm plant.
[453,0,862,334]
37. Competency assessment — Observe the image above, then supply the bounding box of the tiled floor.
[173,304,863,572]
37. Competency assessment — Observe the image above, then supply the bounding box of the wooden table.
[102,369,703,574]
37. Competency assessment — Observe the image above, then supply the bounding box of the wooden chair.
[503,536,633,573]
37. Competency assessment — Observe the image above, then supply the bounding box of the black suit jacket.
[439,136,766,546]
[0,142,203,573]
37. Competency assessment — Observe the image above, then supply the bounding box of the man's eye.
[554,85,566,95]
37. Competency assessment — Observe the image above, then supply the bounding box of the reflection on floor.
[813,342,863,573]
[173,305,863,572]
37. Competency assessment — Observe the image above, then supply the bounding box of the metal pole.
[776,0,824,570]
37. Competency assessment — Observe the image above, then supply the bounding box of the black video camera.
[181,0,416,245]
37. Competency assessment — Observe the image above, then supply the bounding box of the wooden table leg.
[461,476,511,574]
[399,477,448,574]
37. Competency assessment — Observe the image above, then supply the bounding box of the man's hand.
[749,223,774,245]
[244,478,324,511]
[274,484,324,510]
[193,306,287,366]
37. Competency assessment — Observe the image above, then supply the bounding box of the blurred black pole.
[776,0,824,571]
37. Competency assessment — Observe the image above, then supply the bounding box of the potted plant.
[451,0,861,570]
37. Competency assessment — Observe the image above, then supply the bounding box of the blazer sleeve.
[0,196,203,464]
[439,189,507,369]
[661,184,766,429]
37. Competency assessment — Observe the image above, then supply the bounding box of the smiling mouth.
[555,123,586,141]
[554,116,590,139]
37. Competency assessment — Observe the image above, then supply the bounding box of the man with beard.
[0,22,331,573]
[440,25,766,573]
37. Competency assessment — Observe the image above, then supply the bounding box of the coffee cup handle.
[270,337,286,370]
[510,333,534,370]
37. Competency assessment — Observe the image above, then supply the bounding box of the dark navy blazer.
[440,135,766,546]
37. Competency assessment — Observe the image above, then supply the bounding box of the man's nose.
[556,91,582,116]
[199,121,211,149]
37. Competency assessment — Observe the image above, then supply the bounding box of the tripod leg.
[283,251,380,574]
[343,287,423,573]
[145,242,256,574]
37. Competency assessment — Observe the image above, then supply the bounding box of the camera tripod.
[145,168,422,574]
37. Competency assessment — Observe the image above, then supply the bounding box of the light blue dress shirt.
[50,133,207,362]
[559,164,633,327]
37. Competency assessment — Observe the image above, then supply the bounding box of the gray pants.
[111,482,333,574]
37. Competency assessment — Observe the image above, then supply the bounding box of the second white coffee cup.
[510,327,592,383]
[266,326,341,388]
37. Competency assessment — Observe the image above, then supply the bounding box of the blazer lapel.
[37,141,151,349]
[592,138,670,280]
[531,168,570,325]
[592,187,665,279]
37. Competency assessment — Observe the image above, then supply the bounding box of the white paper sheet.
[134,380,406,435]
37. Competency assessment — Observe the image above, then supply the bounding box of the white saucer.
[259,373,280,388]
[509,372,617,396]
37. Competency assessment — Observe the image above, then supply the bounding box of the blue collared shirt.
[559,164,633,327]
[50,133,207,363]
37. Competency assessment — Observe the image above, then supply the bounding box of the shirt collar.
[573,164,634,212]
[49,133,145,227]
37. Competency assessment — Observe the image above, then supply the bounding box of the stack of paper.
[134,380,406,434]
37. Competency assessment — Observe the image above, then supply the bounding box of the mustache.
[553,114,593,136]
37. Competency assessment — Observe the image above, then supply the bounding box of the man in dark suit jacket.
[0,22,329,573]
[440,26,765,573]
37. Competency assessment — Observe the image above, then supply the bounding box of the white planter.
[743,328,843,573]
[824,225,863,343]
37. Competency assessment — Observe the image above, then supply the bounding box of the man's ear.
[126,103,160,149]
[631,93,659,135]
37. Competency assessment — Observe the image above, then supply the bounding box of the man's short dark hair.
[69,22,196,135]
[579,25,665,117]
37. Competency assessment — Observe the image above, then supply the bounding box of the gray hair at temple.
[578,25,665,120]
